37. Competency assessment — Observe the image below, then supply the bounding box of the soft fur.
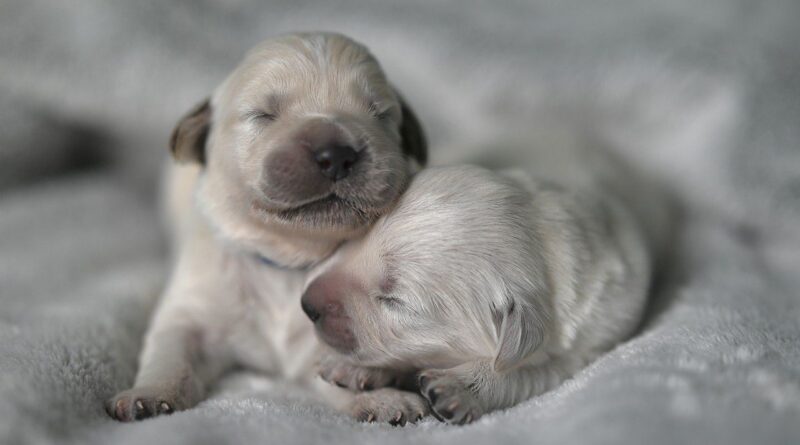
[3,1,799,443]
[106,32,429,423]
[303,135,672,424]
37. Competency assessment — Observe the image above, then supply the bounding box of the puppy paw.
[106,387,182,422]
[348,388,430,426]
[418,370,484,425]
[319,359,400,391]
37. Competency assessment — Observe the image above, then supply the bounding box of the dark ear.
[169,98,211,164]
[395,91,428,166]
[491,298,549,372]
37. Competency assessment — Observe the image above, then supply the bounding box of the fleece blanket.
[1,1,799,444]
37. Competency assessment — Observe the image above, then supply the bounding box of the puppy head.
[170,33,427,260]
[301,166,551,372]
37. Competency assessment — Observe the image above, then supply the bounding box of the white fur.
[107,32,426,423]
[110,32,668,425]
[309,131,671,424]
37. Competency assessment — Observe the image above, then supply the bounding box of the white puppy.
[107,32,429,423]
[303,135,672,424]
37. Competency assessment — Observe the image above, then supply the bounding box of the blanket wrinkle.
[1,1,799,444]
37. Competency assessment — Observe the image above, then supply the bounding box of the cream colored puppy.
[303,137,672,424]
[107,32,429,423]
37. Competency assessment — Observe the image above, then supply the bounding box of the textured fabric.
[1,1,799,444]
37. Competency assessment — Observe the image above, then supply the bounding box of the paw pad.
[418,371,483,425]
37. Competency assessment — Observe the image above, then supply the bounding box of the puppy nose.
[301,299,321,322]
[313,144,359,181]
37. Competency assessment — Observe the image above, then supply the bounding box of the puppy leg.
[347,388,430,426]
[106,313,231,422]
[419,357,582,424]
[318,351,412,391]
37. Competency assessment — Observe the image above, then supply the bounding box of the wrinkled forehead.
[216,35,395,112]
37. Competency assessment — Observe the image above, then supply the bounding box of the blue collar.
[254,253,310,271]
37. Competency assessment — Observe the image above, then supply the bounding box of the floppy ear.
[394,91,428,166]
[491,298,548,373]
[169,98,211,164]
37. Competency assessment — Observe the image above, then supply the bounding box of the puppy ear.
[394,90,428,167]
[169,98,211,164]
[491,298,548,373]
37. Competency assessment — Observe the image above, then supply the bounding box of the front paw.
[418,370,484,425]
[319,359,400,391]
[106,386,182,422]
[348,388,430,426]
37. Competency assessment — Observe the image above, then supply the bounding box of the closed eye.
[368,101,394,121]
[245,93,283,123]
[375,109,392,121]
[376,294,404,308]
[246,110,278,122]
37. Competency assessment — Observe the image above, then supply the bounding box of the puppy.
[303,137,672,424]
[107,32,429,422]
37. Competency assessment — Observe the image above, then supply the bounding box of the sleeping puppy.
[107,32,428,422]
[303,137,672,424]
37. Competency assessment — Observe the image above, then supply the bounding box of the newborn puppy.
[303,143,670,424]
[107,32,428,422]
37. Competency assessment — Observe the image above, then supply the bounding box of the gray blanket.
[2,1,799,444]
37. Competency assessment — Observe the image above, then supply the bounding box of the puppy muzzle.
[301,285,357,352]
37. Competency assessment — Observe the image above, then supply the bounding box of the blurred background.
[1,1,797,204]
[1,1,799,444]
[4,0,800,278]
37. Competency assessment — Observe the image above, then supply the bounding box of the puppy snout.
[301,285,344,321]
[313,144,359,181]
[301,299,321,322]
[301,278,357,351]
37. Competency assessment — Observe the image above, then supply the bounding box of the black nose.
[301,299,321,323]
[313,145,359,181]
